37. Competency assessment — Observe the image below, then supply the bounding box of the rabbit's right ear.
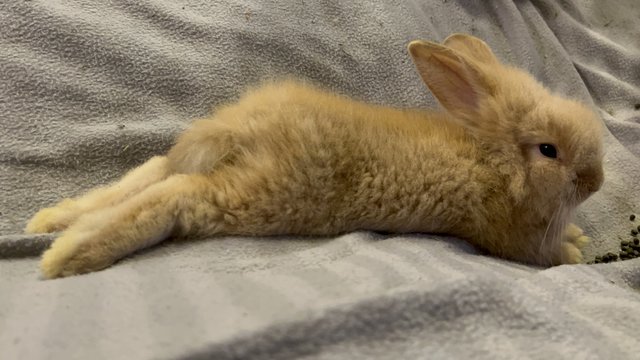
[408,40,495,122]
[442,33,499,65]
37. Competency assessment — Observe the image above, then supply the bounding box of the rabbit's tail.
[167,118,242,175]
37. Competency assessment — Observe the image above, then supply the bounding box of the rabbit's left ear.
[408,40,493,121]
[442,33,499,65]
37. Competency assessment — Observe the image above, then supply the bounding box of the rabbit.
[25,33,604,279]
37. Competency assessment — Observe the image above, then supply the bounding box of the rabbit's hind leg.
[25,156,170,234]
[39,172,233,279]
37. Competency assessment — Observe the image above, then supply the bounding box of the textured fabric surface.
[1,0,640,359]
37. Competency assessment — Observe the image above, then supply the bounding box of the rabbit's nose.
[576,167,604,194]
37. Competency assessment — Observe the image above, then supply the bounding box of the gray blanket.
[2,0,640,359]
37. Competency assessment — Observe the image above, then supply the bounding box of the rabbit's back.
[168,80,472,173]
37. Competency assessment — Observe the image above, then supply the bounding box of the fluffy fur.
[25,34,604,279]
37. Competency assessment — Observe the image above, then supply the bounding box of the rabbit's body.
[168,81,490,237]
[26,34,604,278]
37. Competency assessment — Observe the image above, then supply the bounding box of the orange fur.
[25,34,604,279]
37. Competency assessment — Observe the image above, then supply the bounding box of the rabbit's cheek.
[529,163,566,194]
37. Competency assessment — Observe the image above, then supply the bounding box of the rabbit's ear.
[442,33,499,65]
[408,40,492,119]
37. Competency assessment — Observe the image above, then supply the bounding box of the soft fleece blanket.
[1,0,640,359]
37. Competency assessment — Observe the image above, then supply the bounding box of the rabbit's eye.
[539,143,557,158]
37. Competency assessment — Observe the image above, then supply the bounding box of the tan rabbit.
[25,33,604,279]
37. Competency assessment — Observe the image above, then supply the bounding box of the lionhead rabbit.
[26,33,604,279]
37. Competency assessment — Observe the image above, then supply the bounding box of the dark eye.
[539,143,557,159]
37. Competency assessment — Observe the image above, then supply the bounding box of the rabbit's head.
[408,34,604,222]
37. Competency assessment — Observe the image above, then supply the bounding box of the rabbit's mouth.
[571,180,600,205]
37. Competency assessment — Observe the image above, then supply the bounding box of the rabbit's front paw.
[556,224,589,264]
[565,223,590,249]
[40,230,115,279]
[25,199,78,234]
[560,242,584,264]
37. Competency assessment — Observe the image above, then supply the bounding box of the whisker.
[549,185,578,261]
[540,200,562,254]
[553,199,566,246]
[539,182,578,262]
